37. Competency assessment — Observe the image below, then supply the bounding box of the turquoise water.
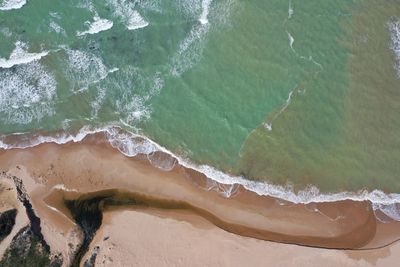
[1,0,400,194]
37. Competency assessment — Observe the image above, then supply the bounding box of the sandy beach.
[0,133,399,266]
[83,209,400,267]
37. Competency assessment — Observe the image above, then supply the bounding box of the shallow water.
[0,0,400,194]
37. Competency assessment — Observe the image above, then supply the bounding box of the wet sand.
[0,134,399,266]
[83,208,400,267]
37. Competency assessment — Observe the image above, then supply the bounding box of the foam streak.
[199,0,212,25]
[389,18,400,77]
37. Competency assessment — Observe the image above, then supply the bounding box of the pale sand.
[0,166,83,266]
[0,178,29,259]
[0,136,399,266]
[0,141,381,248]
[84,208,400,267]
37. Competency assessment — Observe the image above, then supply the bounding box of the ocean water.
[1,0,400,202]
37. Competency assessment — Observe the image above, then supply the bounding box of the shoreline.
[1,125,400,207]
[0,134,399,251]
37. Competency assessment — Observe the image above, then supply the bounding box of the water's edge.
[1,124,400,222]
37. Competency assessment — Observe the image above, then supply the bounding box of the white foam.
[0,27,12,37]
[201,179,240,198]
[137,0,162,14]
[263,88,295,131]
[0,60,57,124]
[199,0,212,25]
[75,1,115,34]
[0,41,49,69]
[175,0,201,17]
[89,70,117,119]
[126,11,149,30]
[52,184,78,192]
[101,127,400,208]
[1,124,400,214]
[49,11,61,19]
[0,126,100,149]
[373,203,400,222]
[77,0,95,13]
[287,31,295,52]
[305,203,345,222]
[0,0,26,11]
[147,152,176,172]
[171,21,209,76]
[147,0,226,78]
[288,0,294,19]
[146,72,164,100]
[90,87,107,118]
[44,203,77,225]
[101,67,154,125]
[388,18,400,77]
[77,16,114,36]
[49,21,66,35]
[64,49,110,92]
[106,0,149,30]
[263,123,272,131]
[121,96,150,124]
[105,127,159,156]
[285,26,324,72]
[308,55,324,70]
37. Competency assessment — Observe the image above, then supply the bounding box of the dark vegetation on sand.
[0,226,62,267]
[0,209,17,243]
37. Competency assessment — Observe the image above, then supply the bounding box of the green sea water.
[0,0,400,194]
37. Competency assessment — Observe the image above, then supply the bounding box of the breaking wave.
[0,41,49,69]
[77,16,114,36]
[0,0,26,11]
